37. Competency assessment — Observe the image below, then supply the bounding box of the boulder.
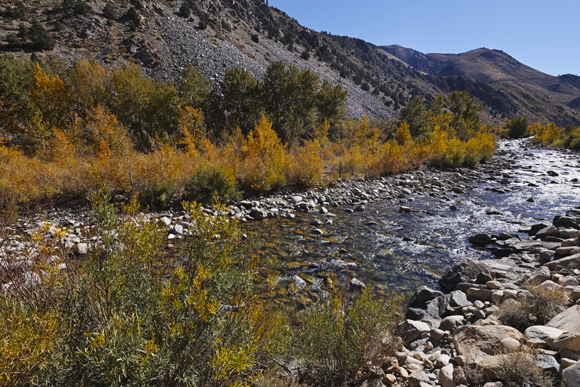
[546,332,580,352]
[437,363,456,387]
[562,360,580,387]
[545,253,580,270]
[536,354,561,375]
[467,287,493,301]
[399,320,431,343]
[524,325,566,347]
[73,243,88,255]
[440,315,465,332]
[408,286,444,308]
[556,246,580,256]
[548,305,580,333]
[448,290,472,308]
[522,266,551,286]
[439,259,492,292]
[407,370,430,387]
[539,249,556,264]
[453,325,523,364]
[477,354,504,379]
[554,216,580,230]
[469,233,492,245]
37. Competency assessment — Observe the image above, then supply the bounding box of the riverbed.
[243,139,580,306]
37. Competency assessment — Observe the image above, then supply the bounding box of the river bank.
[2,139,580,386]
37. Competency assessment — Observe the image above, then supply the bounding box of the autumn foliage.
[0,56,497,208]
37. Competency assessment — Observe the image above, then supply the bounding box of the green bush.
[0,189,273,385]
[186,163,241,204]
[7,1,28,19]
[251,34,260,43]
[29,20,55,51]
[506,116,529,138]
[179,2,191,18]
[102,3,117,20]
[289,287,402,384]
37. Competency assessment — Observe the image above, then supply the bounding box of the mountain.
[1,0,579,126]
[382,45,580,125]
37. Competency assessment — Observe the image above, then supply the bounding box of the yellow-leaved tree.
[240,115,286,193]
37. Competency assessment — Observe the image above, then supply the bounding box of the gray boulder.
[562,360,580,387]
[439,259,492,292]
[548,305,580,333]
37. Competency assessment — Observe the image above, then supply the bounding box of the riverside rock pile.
[390,206,580,387]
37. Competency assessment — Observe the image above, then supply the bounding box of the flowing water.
[243,140,580,307]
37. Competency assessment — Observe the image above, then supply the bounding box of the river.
[243,139,580,307]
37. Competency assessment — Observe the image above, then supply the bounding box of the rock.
[439,259,492,292]
[399,206,412,214]
[477,355,505,380]
[383,374,397,385]
[523,266,551,285]
[539,249,556,264]
[160,216,171,226]
[73,243,88,255]
[570,288,580,301]
[434,354,450,368]
[557,246,580,256]
[562,358,578,369]
[468,233,492,245]
[545,253,580,270]
[355,205,365,212]
[467,287,493,301]
[546,332,580,351]
[400,320,431,343]
[291,196,303,204]
[536,354,560,375]
[350,278,367,291]
[440,315,465,332]
[560,276,580,286]
[555,216,580,230]
[312,228,324,235]
[562,360,580,387]
[250,208,268,220]
[499,337,521,351]
[449,290,472,308]
[534,280,563,292]
[409,286,444,308]
[453,325,524,364]
[548,305,580,333]
[407,370,430,387]
[486,280,502,290]
[438,364,456,387]
[431,328,445,342]
[547,170,559,177]
[525,325,566,347]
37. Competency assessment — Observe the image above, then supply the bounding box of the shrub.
[179,2,191,18]
[239,115,286,193]
[5,34,23,49]
[290,287,402,384]
[199,19,207,30]
[102,3,117,20]
[221,20,232,32]
[74,1,94,16]
[300,50,310,60]
[505,116,529,138]
[29,20,55,51]
[498,283,568,332]
[489,349,554,387]
[7,1,28,19]
[186,162,240,204]
[285,140,324,189]
[251,34,260,43]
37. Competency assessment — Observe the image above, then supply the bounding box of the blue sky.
[269,0,579,77]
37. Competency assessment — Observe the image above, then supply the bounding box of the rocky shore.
[388,205,580,387]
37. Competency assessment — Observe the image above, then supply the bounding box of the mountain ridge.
[1,0,579,126]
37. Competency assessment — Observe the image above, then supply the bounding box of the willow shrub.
[0,188,281,386]
[289,287,403,384]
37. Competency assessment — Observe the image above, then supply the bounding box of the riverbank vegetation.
[0,55,496,209]
[500,115,580,149]
[0,189,403,386]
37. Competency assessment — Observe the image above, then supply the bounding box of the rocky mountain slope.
[2,0,579,126]
[383,45,580,125]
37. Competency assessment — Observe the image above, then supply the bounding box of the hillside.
[382,45,580,125]
[1,0,580,126]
